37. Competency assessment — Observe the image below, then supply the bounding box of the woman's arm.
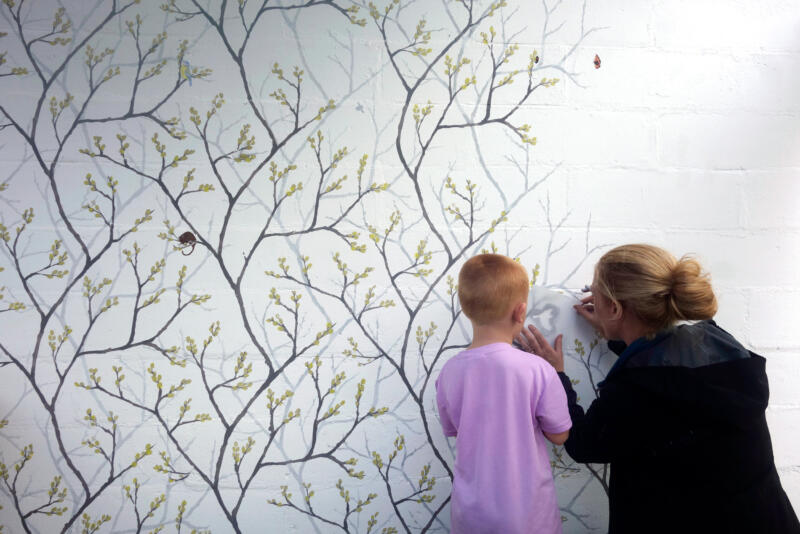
[556,371,617,463]
[518,324,626,464]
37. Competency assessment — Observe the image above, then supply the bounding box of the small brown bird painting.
[178,231,197,256]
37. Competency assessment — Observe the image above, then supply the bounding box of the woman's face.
[590,279,620,339]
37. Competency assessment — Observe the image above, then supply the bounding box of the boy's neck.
[468,323,517,349]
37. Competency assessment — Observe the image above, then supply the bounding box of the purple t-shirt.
[435,342,572,534]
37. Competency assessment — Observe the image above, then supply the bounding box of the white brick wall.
[562,0,800,512]
[0,0,798,532]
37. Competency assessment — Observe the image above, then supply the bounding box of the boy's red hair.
[458,254,529,325]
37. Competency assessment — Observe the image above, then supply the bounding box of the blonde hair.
[594,244,717,333]
[458,254,529,325]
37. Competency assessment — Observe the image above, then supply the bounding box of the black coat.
[559,320,800,534]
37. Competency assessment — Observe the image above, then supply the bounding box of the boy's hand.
[515,324,564,372]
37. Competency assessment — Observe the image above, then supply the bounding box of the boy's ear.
[511,301,527,324]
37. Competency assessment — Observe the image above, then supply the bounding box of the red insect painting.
[594,54,601,69]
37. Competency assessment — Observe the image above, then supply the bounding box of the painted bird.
[180,60,193,86]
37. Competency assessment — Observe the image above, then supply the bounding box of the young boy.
[435,254,572,534]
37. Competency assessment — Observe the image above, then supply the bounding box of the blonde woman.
[517,244,800,534]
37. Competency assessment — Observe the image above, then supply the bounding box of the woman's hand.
[515,324,564,372]
[574,294,604,335]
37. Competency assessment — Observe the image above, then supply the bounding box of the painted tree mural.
[0,0,610,532]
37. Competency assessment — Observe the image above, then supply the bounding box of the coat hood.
[612,321,769,427]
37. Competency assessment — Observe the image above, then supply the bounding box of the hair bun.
[667,255,717,322]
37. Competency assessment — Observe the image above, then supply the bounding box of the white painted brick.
[658,112,800,169]
[580,1,654,48]
[741,170,800,229]
[565,47,655,110]
[445,106,658,168]
[567,47,800,114]
[641,170,742,228]
[767,408,800,469]
[664,230,800,289]
[764,350,800,407]
[528,108,657,167]
[564,167,651,229]
[566,168,742,230]
[648,51,800,113]
[749,290,800,349]
[653,0,800,53]
[583,228,672,248]
[777,467,800,513]
[713,288,750,342]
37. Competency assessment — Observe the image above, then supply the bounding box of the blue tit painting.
[180,60,193,86]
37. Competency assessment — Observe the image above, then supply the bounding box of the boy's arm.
[543,429,569,445]
[435,376,457,437]
[534,365,572,440]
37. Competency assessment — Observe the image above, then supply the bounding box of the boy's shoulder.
[501,344,554,373]
[442,342,550,374]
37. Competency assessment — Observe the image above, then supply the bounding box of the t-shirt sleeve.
[534,364,572,434]
[435,375,458,437]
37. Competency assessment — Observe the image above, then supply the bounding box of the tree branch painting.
[0,1,608,532]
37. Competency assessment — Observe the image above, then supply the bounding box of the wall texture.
[0,0,798,533]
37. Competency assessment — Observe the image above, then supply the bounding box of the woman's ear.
[610,299,624,321]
